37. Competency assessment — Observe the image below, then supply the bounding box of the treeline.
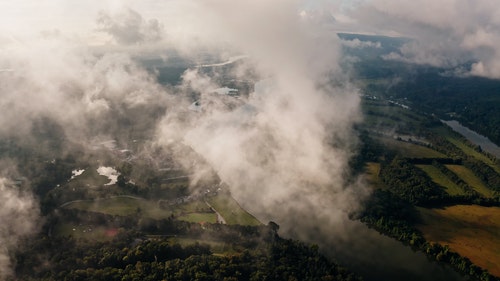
[431,161,477,196]
[15,231,360,281]
[379,156,448,205]
[361,190,499,281]
[419,132,499,197]
[379,156,499,207]
[47,209,275,248]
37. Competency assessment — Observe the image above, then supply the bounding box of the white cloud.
[96,8,164,45]
[353,0,500,78]
[0,1,367,273]
[154,0,366,239]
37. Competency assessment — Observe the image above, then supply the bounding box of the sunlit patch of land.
[416,165,465,196]
[62,193,261,226]
[417,205,500,277]
[177,213,217,224]
[365,162,384,189]
[445,165,494,197]
[206,194,261,226]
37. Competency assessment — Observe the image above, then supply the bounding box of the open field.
[417,205,500,277]
[376,136,446,158]
[445,165,494,198]
[168,200,212,215]
[416,165,465,196]
[365,162,384,189]
[207,194,261,226]
[64,196,173,220]
[177,213,217,224]
[63,196,220,224]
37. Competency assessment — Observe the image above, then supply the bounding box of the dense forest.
[14,217,359,281]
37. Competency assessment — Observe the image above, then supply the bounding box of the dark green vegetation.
[15,212,359,281]
[346,34,500,146]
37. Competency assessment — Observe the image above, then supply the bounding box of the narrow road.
[204,200,226,224]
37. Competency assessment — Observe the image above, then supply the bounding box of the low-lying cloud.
[0,3,370,269]
[352,0,500,78]
[153,0,366,240]
[97,8,163,45]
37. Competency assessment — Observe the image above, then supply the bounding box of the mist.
[350,0,500,78]
[5,0,497,278]
[0,178,39,279]
[149,1,367,243]
[0,2,371,274]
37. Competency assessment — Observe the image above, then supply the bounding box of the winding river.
[442,120,500,158]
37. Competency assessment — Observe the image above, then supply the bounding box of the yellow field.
[417,205,500,277]
[445,165,494,197]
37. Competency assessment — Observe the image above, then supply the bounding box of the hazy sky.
[3,0,500,78]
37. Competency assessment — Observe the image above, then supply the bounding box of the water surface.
[442,120,500,158]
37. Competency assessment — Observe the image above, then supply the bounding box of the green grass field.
[417,205,500,277]
[445,165,494,198]
[164,200,212,215]
[207,194,261,226]
[64,196,173,220]
[63,193,262,226]
[416,165,465,196]
[177,213,217,224]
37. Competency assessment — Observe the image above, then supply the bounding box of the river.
[442,120,500,158]
[331,221,468,281]
[287,219,469,281]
